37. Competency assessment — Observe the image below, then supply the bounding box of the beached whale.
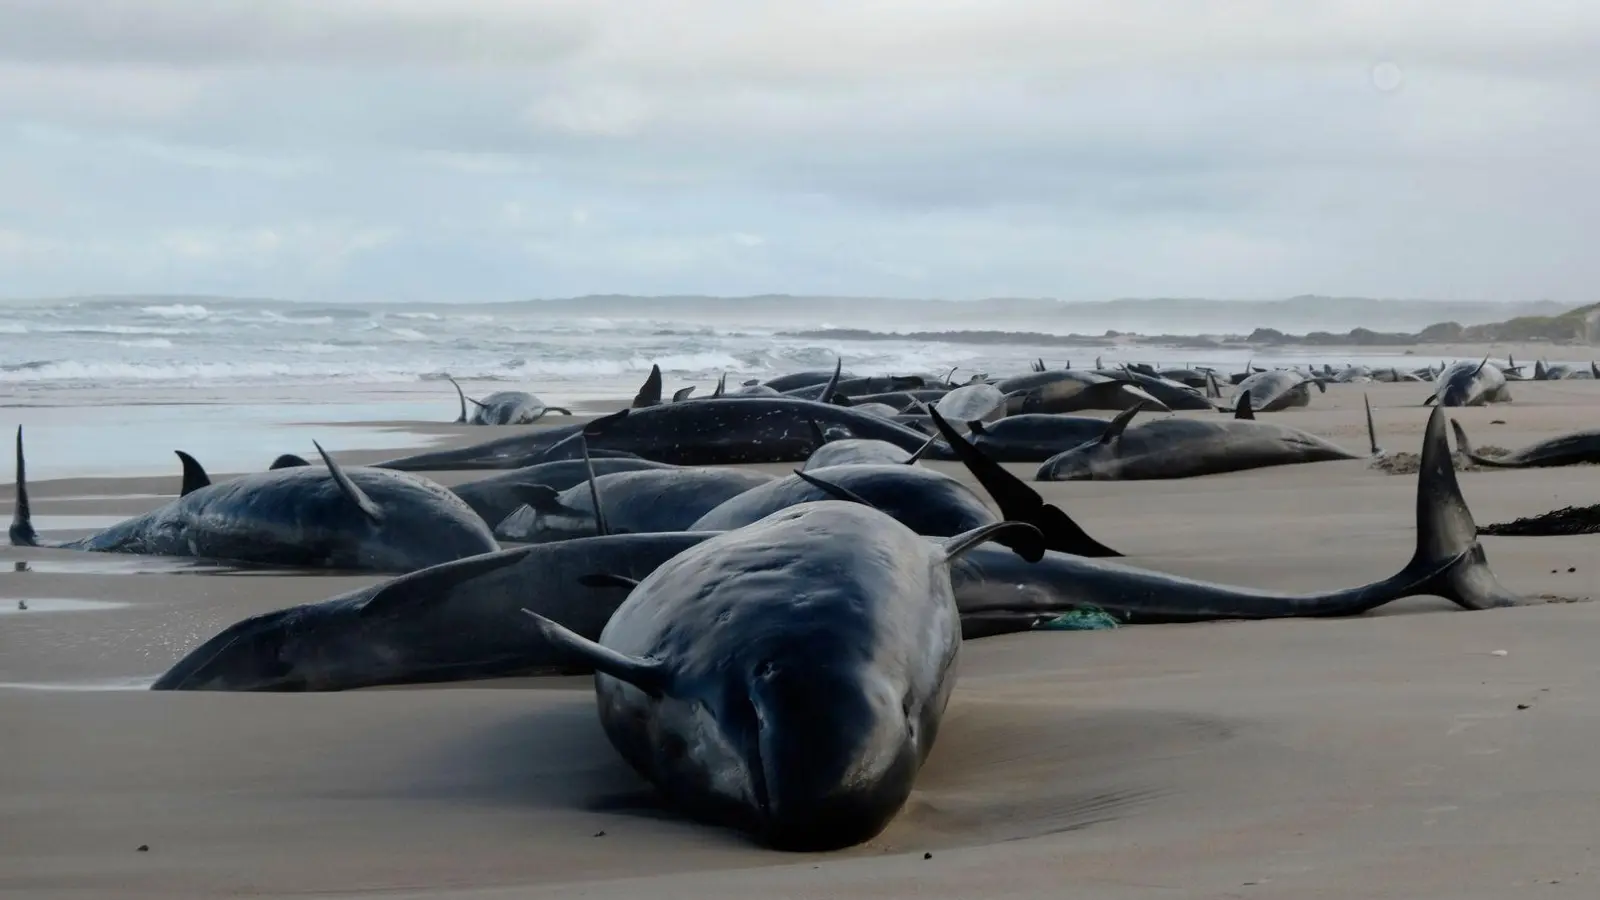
[447,376,571,425]
[1035,393,1378,481]
[9,428,498,574]
[533,399,941,466]
[1450,420,1600,469]
[1426,358,1511,407]
[519,502,1042,850]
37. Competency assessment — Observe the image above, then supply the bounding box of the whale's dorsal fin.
[1234,390,1255,420]
[270,453,310,470]
[10,426,37,547]
[313,441,383,524]
[807,418,829,449]
[518,610,672,698]
[818,357,844,405]
[175,450,211,496]
[446,375,468,423]
[631,364,663,408]
[672,386,696,402]
[712,373,727,398]
[1099,402,1144,444]
[792,468,874,506]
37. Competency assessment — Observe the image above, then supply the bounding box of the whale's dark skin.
[1232,370,1326,412]
[494,467,775,542]
[449,458,676,524]
[784,375,926,399]
[996,369,1169,414]
[9,429,499,574]
[519,502,1043,851]
[801,420,937,469]
[372,423,588,471]
[689,463,1004,540]
[803,438,916,468]
[1450,420,1600,469]
[534,399,940,466]
[148,533,715,691]
[958,404,1519,635]
[762,369,852,393]
[1035,395,1378,481]
[1426,358,1511,407]
[962,414,1115,462]
[447,376,572,425]
[1115,369,1219,411]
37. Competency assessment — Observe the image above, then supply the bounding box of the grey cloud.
[0,0,592,67]
[0,1,1597,302]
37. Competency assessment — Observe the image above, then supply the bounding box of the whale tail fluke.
[1393,406,1519,611]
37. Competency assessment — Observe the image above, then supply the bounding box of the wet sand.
[6,380,1600,898]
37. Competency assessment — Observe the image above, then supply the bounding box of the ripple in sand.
[0,675,156,691]
[0,597,129,615]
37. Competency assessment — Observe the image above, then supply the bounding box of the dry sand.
[6,380,1600,898]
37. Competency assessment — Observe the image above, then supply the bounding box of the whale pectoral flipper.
[941,521,1045,564]
[175,450,211,496]
[577,433,609,536]
[312,441,384,524]
[905,433,939,464]
[356,548,537,618]
[10,426,38,547]
[577,573,641,590]
[518,609,671,698]
[925,406,1122,558]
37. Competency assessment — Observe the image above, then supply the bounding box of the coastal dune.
[5,381,1600,898]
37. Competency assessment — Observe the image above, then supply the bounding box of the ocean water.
[0,296,1558,479]
[0,296,1535,402]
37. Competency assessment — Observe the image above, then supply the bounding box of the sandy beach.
[6,377,1600,898]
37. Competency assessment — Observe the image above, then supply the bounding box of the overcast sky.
[0,1,1595,303]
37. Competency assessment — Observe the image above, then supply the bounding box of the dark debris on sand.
[1480,504,1600,537]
